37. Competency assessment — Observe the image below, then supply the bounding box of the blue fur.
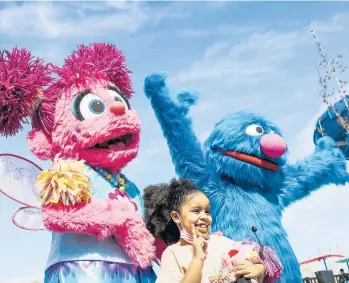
[144,73,349,283]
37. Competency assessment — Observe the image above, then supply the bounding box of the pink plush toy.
[203,234,273,283]
[0,44,156,282]
[219,243,262,282]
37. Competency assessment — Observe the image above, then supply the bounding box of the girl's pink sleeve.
[156,248,184,283]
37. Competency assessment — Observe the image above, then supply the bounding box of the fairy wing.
[0,154,45,230]
[12,206,45,230]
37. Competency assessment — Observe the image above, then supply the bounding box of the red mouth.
[88,133,137,151]
[222,150,279,172]
[108,189,138,211]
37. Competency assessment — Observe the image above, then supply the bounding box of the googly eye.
[72,91,106,121]
[245,124,264,136]
[108,88,130,109]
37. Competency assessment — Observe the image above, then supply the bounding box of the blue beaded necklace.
[92,166,129,192]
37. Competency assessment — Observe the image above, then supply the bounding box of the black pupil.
[256,127,263,133]
[91,101,104,113]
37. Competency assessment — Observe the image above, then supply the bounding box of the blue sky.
[0,1,349,282]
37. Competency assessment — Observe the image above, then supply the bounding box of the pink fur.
[3,44,140,171]
[50,43,132,98]
[31,43,133,137]
[42,199,155,267]
[3,43,154,270]
[26,46,141,171]
[47,85,141,171]
[27,129,53,160]
[0,47,52,137]
[112,213,156,268]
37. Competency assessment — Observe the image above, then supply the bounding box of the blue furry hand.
[315,136,336,150]
[315,136,349,183]
[177,90,199,109]
[144,73,199,114]
[143,72,208,187]
[144,73,167,99]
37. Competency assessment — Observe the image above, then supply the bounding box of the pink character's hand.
[42,199,130,239]
[112,215,155,268]
[42,198,155,268]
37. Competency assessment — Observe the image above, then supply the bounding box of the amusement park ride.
[301,31,349,282]
[300,254,345,271]
[311,30,349,158]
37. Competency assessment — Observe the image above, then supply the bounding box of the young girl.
[144,178,282,283]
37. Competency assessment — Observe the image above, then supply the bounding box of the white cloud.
[0,1,192,41]
[169,29,302,86]
[287,103,329,162]
[170,11,349,90]
[309,12,349,33]
[181,28,211,38]
[216,24,260,36]
[179,24,260,39]
[148,3,190,27]
[0,2,150,38]
[204,41,229,60]
[105,0,134,11]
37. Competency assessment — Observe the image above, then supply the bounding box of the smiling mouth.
[89,134,133,151]
[196,224,209,230]
[220,149,279,172]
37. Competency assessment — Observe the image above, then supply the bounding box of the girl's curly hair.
[143,178,204,245]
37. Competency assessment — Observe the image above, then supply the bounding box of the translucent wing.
[12,206,45,231]
[0,154,45,230]
[0,154,42,208]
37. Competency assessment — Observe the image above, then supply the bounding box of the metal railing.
[303,274,348,283]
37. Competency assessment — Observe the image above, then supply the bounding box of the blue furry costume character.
[144,73,349,283]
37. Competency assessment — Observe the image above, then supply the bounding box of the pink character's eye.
[71,91,106,121]
[108,86,130,110]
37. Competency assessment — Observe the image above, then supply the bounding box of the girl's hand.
[232,260,265,279]
[191,224,208,262]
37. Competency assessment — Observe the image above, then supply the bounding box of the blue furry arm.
[144,73,209,188]
[279,136,349,208]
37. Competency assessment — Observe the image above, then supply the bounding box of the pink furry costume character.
[0,44,156,282]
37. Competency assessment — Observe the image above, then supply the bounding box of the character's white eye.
[72,91,106,121]
[108,87,130,109]
[245,124,264,136]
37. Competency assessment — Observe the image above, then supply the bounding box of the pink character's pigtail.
[0,47,52,136]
